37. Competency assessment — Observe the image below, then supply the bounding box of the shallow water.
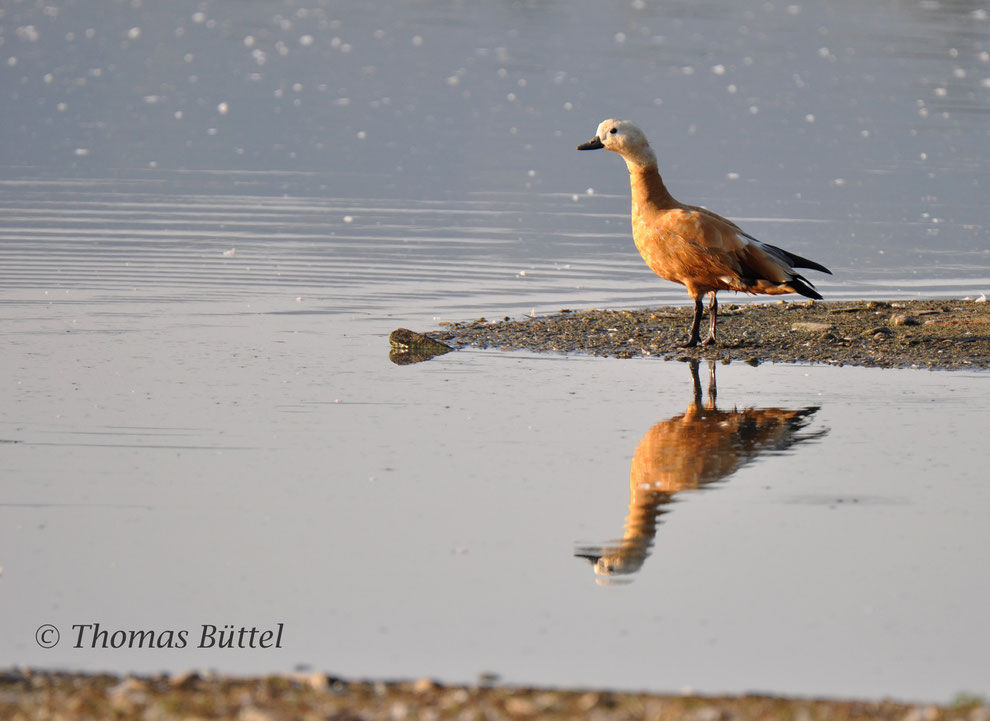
[1,0,989,704]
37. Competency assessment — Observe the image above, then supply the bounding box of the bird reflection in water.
[575,360,826,583]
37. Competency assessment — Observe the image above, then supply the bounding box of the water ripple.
[1,178,986,315]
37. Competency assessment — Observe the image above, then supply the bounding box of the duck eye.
[609,127,617,134]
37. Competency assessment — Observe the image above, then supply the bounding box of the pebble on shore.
[2,669,987,721]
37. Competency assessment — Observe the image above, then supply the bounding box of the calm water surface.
[1,0,989,703]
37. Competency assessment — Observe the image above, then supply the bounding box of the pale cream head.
[577,118,658,170]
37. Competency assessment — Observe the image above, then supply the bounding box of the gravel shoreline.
[430,299,990,370]
[3,670,988,721]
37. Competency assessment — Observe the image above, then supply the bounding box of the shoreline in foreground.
[2,669,987,721]
[430,299,990,370]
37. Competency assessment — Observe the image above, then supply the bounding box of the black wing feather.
[739,231,832,275]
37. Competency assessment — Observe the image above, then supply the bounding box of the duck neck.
[625,155,677,211]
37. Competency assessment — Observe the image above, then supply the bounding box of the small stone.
[447,688,471,704]
[576,692,600,711]
[477,671,500,686]
[413,677,440,694]
[792,322,832,332]
[890,313,921,326]
[238,708,275,721]
[305,672,331,691]
[533,692,562,711]
[504,695,537,715]
[108,677,149,711]
[692,706,722,721]
[109,676,147,697]
[169,670,199,689]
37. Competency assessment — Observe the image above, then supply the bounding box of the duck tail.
[787,274,823,300]
[767,242,832,275]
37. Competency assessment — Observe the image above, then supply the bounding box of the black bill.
[576,137,604,150]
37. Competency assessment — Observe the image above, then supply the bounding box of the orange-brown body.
[629,168,807,299]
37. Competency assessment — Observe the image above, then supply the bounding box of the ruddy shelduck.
[578,119,832,347]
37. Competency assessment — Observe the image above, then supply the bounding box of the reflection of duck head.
[576,360,826,582]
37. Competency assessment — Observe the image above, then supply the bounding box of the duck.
[577,118,832,347]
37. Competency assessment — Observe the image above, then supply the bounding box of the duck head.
[577,118,657,169]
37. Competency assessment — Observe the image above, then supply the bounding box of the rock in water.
[388,328,453,365]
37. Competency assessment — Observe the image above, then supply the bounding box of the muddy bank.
[2,669,987,721]
[431,299,990,370]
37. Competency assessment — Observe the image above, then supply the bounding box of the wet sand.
[432,299,990,370]
[3,670,987,721]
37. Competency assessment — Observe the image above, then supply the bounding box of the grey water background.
[1,0,989,702]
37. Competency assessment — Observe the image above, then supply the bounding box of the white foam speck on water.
[16,25,41,42]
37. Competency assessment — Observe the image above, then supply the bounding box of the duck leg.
[701,291,718,346]
[688,359,702,401]
[706,358,717,408]
[683,299,703,347]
